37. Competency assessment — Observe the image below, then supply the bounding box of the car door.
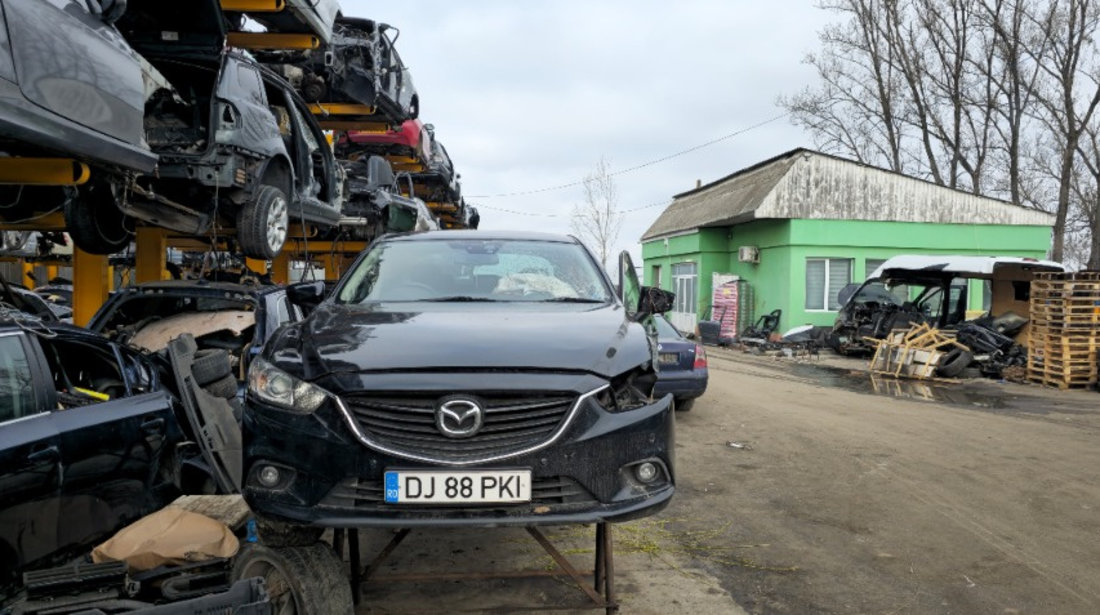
[3,0,145,143]
[284,90,339,209]
[0,331,60,585]
[40,338,178,553]
[378,25,417,118]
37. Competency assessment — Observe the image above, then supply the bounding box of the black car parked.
[242,231,676,533]
[0,319,239,598]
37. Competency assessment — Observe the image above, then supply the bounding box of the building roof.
[641,148,1056,241]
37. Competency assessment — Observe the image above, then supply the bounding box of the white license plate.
[659,352,679,364]
[384,469,532,504]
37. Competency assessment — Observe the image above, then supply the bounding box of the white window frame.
[805,258,853,312]
[671,262,698,315]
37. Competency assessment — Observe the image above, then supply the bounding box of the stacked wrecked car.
[0,0,472,262]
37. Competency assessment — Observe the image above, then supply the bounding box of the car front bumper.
[242,385,675,528]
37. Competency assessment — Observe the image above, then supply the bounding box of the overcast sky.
[341,1,830,265]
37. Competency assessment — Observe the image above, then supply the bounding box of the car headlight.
[597,366,658,412]
[247,357,327,414]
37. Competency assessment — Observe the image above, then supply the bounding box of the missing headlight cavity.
[602,368,658,412]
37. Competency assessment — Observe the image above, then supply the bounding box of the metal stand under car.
[332,523,618,613]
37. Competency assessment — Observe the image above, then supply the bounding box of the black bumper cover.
[242,392,675,528]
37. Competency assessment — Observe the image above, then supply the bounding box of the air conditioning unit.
[737,246,760,264]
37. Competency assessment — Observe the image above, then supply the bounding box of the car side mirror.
[287,281,325,309]
[636,287,675,320]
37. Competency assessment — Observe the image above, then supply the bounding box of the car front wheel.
[232,542,352,615]
[237,185,289,260]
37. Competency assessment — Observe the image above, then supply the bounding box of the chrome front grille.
[340,392,578,462]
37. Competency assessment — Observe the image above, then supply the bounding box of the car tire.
[937,348,974,378]
[203,373,238,399]
[675,398,694,412]
[238,185,289,260]
[232,542,352,615]
[192,349,233,386]
[254,515,326,548]
[64,181,133,255]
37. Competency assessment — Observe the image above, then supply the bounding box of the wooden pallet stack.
[1028,271,1100,389]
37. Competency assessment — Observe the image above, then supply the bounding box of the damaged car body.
[0,0,158,232]
[242,231,677,529]
[0,316,240,599]
[67,0,345,259]
[336,155,438,241]
[87,280,316,384]
[830,255,1063,374]
[265,17,418,125]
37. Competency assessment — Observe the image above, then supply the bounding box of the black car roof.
[383,230,580,243]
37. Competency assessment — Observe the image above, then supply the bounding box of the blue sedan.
[653,315,709,411]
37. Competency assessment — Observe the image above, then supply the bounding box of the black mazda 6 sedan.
[242,230,676,530]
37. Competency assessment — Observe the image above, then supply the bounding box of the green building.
[640,148,1055,333]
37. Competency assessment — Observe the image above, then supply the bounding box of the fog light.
[635,462,659,484]
[258,465,281,487]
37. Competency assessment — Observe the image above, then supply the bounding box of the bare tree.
[784,0,1100,264]
[779,0,909,172]
[571,158,622,268]
[1021,0,1100,262]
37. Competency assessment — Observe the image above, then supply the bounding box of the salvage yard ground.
[349,349,1100,614]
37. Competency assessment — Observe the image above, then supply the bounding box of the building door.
[670,262,698,331]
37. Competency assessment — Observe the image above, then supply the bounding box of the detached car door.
[0,332,60,585]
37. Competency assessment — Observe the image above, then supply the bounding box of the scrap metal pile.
[867,316,1030,381]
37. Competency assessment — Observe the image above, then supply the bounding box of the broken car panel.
[242,231,677,528]
[0,319,234,598]
[87,281,308,381]
[337,155,439,241]
[266,17,419,125]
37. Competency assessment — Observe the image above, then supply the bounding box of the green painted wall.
[642,219,1052,332]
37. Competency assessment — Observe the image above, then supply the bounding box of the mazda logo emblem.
[436,397,483,439]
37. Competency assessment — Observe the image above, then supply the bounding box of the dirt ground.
[349,348,1100,614]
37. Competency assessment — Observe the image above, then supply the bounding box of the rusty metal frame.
[340,524,618,613]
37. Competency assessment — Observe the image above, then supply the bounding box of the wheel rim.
[238,555,303,615]
[267,195,289,255]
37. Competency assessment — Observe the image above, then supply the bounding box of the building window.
[805,258,852,311]
[671,262,697,315]
[865,258,886,279]
[652,265,662,288]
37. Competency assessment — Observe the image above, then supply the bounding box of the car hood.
[267,302,655,381]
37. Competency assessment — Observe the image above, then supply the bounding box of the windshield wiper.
[421,296,500,302]
[540,297,605,303]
